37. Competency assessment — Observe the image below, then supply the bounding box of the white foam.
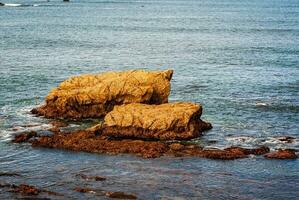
[224,135,299,150]
[255,102,268,106]
[0,130,13,142]
[4,3,22,7]
[226,136,257,144]
[10,123,52,134]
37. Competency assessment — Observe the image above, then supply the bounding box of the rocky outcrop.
[102,102,212,140]
[31,70,173,119]
[29,129,271,159]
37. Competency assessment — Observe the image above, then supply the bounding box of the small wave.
[3,3,23,7]
[225,136,299,150]
[10,123,52,133]
[2,3,40,7]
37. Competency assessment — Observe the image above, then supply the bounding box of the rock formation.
[31,70,173,119]
[102,102,212,140]
[29,129,271,159]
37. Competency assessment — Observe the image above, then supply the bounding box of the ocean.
[0,0,298,199]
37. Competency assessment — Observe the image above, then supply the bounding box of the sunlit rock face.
[31,70,173,119]
[102,102,212,140]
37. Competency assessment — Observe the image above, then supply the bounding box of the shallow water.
[0,0,299,199]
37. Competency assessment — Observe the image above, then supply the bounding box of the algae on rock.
[31,70,173,119]
[102,102,212,140]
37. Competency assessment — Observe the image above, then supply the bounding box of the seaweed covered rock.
[265,149,297,159]
[102,102,212,140]
[29,129,270,159]
[31,130,169,158]
[31,70,173,119]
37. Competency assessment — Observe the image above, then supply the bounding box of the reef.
[102,102,212,140]
[31,70,173,119]
[26,129,273,160]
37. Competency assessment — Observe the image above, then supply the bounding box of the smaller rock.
[0,3,4,6]
[105,191,137,199]
[265,149,297,159]
[12,131,37,143]
[76,173,106,181]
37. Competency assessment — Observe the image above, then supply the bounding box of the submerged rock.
[74,187,137,199]
[0,172,21,177]
[29,129,270,160]
[76,173,106,181]
[195,146,270,160]
[102,102,212,140]
[105,191,137,199]
[0,182,62,197]
[265,149,297,159]
[31,70,173,119]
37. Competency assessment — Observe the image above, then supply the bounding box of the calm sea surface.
[0,0,298,199]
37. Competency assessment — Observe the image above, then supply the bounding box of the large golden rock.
[102,102,212,140]
[31,70,173,119]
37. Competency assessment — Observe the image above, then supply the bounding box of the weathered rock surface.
[265,149,297,159]
[102,102,212,140]
[31,70,173,119]
[29,129,269,159]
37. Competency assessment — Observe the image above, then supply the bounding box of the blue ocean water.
[0,0,298,199]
